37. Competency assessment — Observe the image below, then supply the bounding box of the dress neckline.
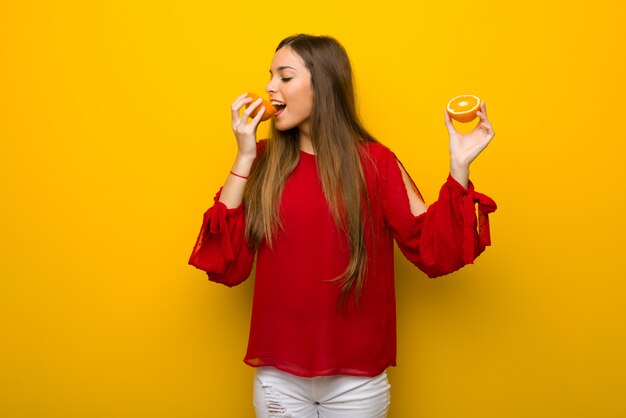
[300,149,316,157]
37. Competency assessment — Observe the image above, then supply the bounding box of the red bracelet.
[230,170,249,180]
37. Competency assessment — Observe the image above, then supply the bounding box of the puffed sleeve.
[187,140,269,286]
[379,146,497,277]
[187,188,255,286]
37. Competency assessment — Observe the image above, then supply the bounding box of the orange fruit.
[245,92,276,121]
[446,94,481,123]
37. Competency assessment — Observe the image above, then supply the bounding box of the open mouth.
[271,101,287,117]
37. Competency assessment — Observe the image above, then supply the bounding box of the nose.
[265,77,278,94]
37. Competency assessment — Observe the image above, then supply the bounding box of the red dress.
[189,140,497,377]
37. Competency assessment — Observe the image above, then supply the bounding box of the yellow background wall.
[1,1,625,417]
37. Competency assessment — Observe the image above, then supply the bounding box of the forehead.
[270,47,306,72]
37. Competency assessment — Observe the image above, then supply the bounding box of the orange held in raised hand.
[245,92,276,121]
[446,94,481,123]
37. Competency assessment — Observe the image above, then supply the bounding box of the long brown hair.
[243,34,379,308]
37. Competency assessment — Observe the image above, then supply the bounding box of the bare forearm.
[450,160,469,190]
[218,153,256,209]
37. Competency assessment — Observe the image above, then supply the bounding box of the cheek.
[296,88,313,113]
[294,82,314,108]
[305,88,314,112]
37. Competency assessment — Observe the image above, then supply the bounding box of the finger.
[240,105,265,134]
[475,115,493,132]
[477,102,489,120]
[476,104,491,124]
[231,92,251,109]
[231,103,243,122]
[234,92,248,102]
[444,109,456,135]
[231,93,252,121]
[243,97,263,115]
[476,120,495,139]
[250,105,266,126]
[241,97,263,121]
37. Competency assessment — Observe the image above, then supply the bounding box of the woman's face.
[265,47,314,133]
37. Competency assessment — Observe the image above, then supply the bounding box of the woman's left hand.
[445,101,495,169]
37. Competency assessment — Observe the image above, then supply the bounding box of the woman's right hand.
[231,93,266,158]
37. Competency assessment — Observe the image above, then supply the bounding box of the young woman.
[189,34,497,418]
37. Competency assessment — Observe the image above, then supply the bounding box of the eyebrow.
[269,66,297,74]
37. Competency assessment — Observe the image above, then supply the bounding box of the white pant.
[253,366,391,418]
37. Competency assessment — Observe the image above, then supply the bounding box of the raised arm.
[218,93,268,208]
[187,94,270,286]
[446,101,495,189]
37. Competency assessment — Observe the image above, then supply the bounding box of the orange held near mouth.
[245,92,276,121]
[446,94,481,123]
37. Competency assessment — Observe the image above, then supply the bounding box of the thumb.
[444,109,456,135]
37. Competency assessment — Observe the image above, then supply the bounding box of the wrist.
[450,160,469,172]
[231,154,255,178]
[236,150,256,161]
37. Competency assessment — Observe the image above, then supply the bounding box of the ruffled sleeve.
[187,187,255,287]
[188,140,269,286]
[379,146,497,277]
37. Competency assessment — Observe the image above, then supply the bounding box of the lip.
[270,98,286,118]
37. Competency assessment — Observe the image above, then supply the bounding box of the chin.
[274,120,295,132]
